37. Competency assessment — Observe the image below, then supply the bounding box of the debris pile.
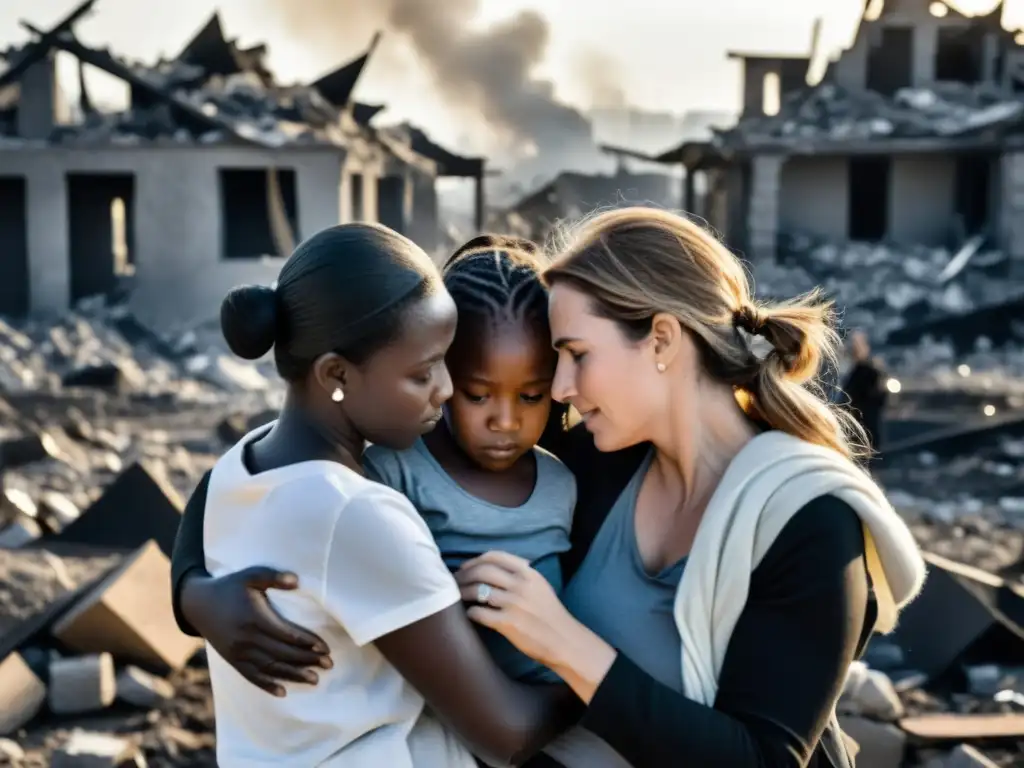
[719,82,1024,146]
[0,297,277,400]
[751,236,1017,344]
[0,300,286,764]
[835,551,1024,767]
[56,57,352,148]
[0,4,375,149]
[491,170,679,242]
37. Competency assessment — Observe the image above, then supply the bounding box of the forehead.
[375,289,457,365]
[548,283,604,337]
[450,323,553,382]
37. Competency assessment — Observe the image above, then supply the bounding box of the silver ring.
[476,583,493,605]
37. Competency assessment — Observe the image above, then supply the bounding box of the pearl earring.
[331,388,344,402]
[656,362,666,373]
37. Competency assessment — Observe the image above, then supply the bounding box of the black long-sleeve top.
[171,424,875,768]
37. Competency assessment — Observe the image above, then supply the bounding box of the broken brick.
[53,461,185,557]
[0,430,62,468]
[942,743,1001,768]
[116,665,174,709]
[838,715,905,768]
[852,669,904,722]
[50,730,142,768]
[890,552,1024,678]
[61,361,146,394]
[51,540,203,671]
[0,651,46,736]
[48,653,116,715]
[215,412,248,445]
[0,511,43,548]
[1,487,38,522]
[38,490,82,532]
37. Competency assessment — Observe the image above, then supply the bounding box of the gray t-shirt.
[364,439,576,682]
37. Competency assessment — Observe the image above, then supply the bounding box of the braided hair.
[442,234,549,333]
[442,234,569,440]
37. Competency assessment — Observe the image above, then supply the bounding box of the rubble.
[717,82,1024,147]
[0,5,377,150]
[752,235,1016,345]
[47,653,117,716]
[0,295,281,766]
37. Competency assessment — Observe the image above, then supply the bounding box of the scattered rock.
[117,666,175,709]
[50,729,143,768]
[48,653,117,715]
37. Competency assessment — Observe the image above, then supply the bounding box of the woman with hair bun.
[194,223,577,767]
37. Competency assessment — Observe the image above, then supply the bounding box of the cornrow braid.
[442,237,549,332]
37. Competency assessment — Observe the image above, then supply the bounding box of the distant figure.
[842,330,889,459]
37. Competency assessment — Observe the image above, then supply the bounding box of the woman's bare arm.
[376,607,581,765]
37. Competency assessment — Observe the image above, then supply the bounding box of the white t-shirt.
[203,427,478,767]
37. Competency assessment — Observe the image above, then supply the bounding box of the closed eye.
[521,393,546,404]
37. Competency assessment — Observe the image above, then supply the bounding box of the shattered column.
[16,51,62,140]
[999,151,1024,277]
[746,154,783,262]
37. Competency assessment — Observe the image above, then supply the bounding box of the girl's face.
[445,321,556,472]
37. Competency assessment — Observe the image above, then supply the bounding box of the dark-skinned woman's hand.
[179,566,332,696]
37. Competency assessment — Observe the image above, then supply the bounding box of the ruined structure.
[612,0,1024,265]
[0,1,486,327]
[492,170,680,243]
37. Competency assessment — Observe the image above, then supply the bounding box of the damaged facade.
[0,1,486,328]
[492,169,680,243]
[635,0,1024,264]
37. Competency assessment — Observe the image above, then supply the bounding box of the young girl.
[365,235,575,683]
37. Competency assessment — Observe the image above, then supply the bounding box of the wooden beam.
[0,0,97,90]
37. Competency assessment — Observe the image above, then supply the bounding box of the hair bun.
[220,284,279,360]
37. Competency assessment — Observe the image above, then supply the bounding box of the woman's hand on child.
[180,567,332,696]
[457,552,619,702]
[456,551,578,668]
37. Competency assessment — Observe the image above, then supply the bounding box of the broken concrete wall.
[776,154,960,247]
[999,150,1024,271]
[746,154,783,261]
[409,171,440,253]
[890,155,957,245]
[0,145,346,329]
[834,0,1001,93]
[340,149,384,225]
[780,157,849,241]
[15,52,69,140]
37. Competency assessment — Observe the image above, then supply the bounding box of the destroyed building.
[0,2,487,329]
[612,0,1024,265]
[492,169,680,243]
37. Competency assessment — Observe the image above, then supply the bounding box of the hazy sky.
[0,0,1018,147]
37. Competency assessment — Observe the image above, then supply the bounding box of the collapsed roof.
[717,81,1024,150]
[0,0,481,172]
[493,170,678,241]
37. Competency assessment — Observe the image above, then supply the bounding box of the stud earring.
[331,388,344,402]
[656,362,666,373]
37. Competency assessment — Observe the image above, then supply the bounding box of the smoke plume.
[261,0,609,183]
